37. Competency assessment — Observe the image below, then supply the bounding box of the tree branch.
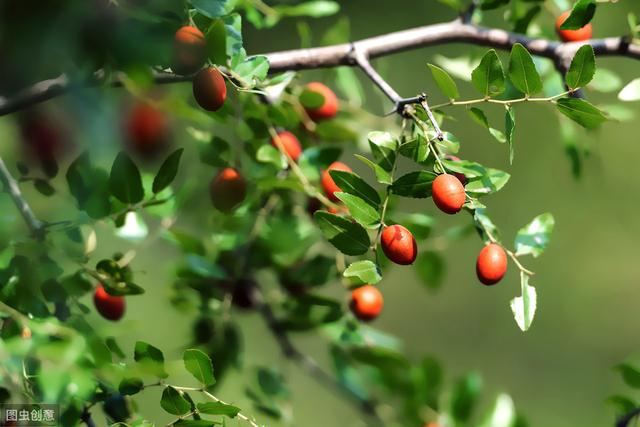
[258,301,383,426]
[0,156,44,239]
[0,20,638,117]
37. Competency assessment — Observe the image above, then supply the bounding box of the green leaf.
[467,108,506,143]
[256,144,287,169]
[618,78,640,102]
[274,1,340,18]
[190,0,234,18]
[428,64,460,99]
[329,170,381,207]
[174,421,218,427]
[367,131,397,172]
[183,349,216,386]
[205,19,227,65]
[440,159,485,178]
[335,192,381,229]
[134,341,168,378]
[400,213,434,240]
[471,50,505,97]
[160,386,190,415]
[109,152,144,204]
[415,251,445,292]
[615,363,640,389]
[450,373,483,422]
[556,98,608,129]
[505,106,516,164]
[257,367,290,397]
[474,208,501,243]
[390,171,437,198]
[560,0,596,30]
[508,43,542,96]
[354,154,392,185]
[299,89,325,109]
[153,148,183,194]
[607,395,638,415]
[235,55,269,85]
[343,260,382,285]
[314,211,370,256]
[514,213,555,258]
[478,394,516,427]
[34,179,55,196]
[465,169,510,195]
[590,68,623,93]
[510,272,537,332]
[566,45,595,90]
[119,377,144,396]
[196,402,241,417]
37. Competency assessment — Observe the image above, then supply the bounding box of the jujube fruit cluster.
[556,11,593,42]
[93,285,125,321]
[303,82,338,121]
[476,243,508,285]
[350,285,383,321]
[209,167,247,213]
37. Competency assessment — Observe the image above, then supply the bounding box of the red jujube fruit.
[93,285,125,321]
[209,167,247,213]
[432,174,466,214]
[193,67,227,112]
[476,243,508,285]
[381,224,417,265]
[303,82,339,121]
[321,161,352,202]
[350,285,383,321]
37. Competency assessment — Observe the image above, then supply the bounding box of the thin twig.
[258,300,384,425]
[0,156,44,238]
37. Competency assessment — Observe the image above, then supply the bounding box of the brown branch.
[0,156,44,239]
[258,301,383,426]
[0,20,638,116]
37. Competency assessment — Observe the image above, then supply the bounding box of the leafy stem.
[431,89,578,109]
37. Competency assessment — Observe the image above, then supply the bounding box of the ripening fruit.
[210,167,247,212]
[93,285,125,321]
[350,285,383,321]
[193,67,227,112]
[432,174,466,214]
[173,25,206,75]
[321,161,352,202]
[19,113,64,177]
[476,243,508,286]
[381,224,417,265]
[271,131,302,162]
[303,82,338,121]
[556,11,593,42]
[445,155,467,185]
[126,102,169,157]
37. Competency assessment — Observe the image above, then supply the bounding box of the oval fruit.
[556,11,593,42]
[381,224,417,265]
[350,285,383,321]
[93,285,125,321]
[303,82,338,121]
[432,174,466,214]
[193,67,227,112]
[320,161,352,202]
[209,167,247,213]
[476,243,508,285]
[271,131,302,162]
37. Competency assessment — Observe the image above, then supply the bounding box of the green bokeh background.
[2,1,640,426]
